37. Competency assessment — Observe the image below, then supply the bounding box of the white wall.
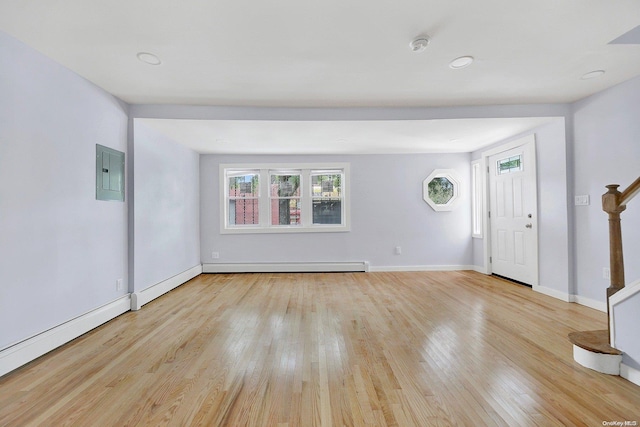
[572,75,640,370]
[2,22,638,374]
[0,31,128,350]
[201,153,472,269]
[572,75,640,302]
[133,121,200,292]
[133,102,568,272]
[471,119,571,297]
[535,120,572,296]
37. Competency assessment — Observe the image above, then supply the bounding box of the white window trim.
[471,160,484,238]
[220,163,350,234]
[422,169,462,212]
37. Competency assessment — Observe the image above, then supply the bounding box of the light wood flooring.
[1,271,639,426]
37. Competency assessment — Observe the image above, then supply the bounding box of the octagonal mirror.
[423,169,461,211]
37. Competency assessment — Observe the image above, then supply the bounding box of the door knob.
[525,223,532,228]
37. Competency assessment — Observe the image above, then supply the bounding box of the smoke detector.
[410,37,430,52]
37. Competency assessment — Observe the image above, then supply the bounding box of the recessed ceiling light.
[449,56,474,69]
[136,52,161,66]
[410,37,430,53]
[581,70,605,80]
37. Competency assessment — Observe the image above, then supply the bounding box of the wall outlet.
[603,267,610,280]
[394,246,402,255]
[212,251,220,259]
[116,279,123,291]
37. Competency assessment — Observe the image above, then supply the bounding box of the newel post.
[602,184,626,340]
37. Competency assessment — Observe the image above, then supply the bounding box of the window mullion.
[223,170,229,228]
[259,169,270,227]
[339,172,345,223]
[301,169,312,227]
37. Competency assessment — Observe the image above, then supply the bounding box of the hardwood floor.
[1,271,639,426]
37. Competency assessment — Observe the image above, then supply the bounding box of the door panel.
[497,229,508,261]
[514,231,525,265]
[513,177,523,218]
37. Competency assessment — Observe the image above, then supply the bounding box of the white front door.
[489,141,538,286]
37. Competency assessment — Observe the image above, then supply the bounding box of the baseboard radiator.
[0,295,131,378]
[202,262,369,274]
[131,264,202,311]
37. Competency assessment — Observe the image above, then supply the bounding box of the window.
[221,163,349,233]
[227,171,260,226]
[471,160,483,237]
[270,172,301,226]
[497,155,522,174]
[311,171,342,225]
[428,177,454,204]
[422,169,461,212]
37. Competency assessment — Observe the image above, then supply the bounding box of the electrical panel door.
[96,144,125,202]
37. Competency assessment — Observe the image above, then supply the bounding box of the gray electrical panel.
[96,144,125,202]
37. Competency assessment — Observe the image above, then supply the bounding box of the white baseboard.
[131,264,202,311]
[472,265,489,274]
[533,285,572,302]
[368,265,475,272]
[620,363,640,387]
[497,284,608,314]
[202,262,368,273]
[572,294,607,312]
[0,295,131,378]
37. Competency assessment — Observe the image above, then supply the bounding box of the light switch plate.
[574,195,590,206]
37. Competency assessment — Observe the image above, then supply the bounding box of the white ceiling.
[138,117,556,154]
[1,0,638,153]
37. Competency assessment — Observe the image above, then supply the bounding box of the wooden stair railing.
[569,176,639,361]
[620,176,640,206]
[602,176,639,344]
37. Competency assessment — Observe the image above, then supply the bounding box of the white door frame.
[479,134,539,285]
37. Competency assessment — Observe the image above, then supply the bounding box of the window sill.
[221,225,350,234]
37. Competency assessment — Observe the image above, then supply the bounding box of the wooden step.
[568,330,621,355]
